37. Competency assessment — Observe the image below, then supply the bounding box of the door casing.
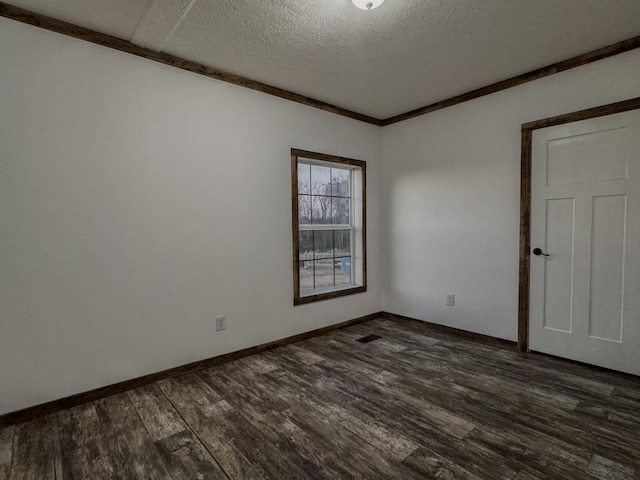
[517,97,640,352]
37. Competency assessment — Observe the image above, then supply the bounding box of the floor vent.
[356,334,382,344]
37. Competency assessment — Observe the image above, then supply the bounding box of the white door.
[529,108,640,376]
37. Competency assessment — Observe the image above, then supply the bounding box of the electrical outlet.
[216,315,226,331]
[446,293,455,306]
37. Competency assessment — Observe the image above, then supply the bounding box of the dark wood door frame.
[517,96,640,352]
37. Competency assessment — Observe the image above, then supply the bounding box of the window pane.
[314,260,334,288]
[335,257,352,285]
[298,195,311,224]
[300,227,314,293]
[300,261,314,293]
[311,165,331,195]
[313,230,333,259]
[332,198,350,224]
[311,195,331,225]
[334,230,351,257]
[299,230,313,259]
[298,163,310,194]
[331,168,350,197]
[293,152,365,303]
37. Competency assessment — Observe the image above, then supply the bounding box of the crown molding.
[1,2,639,127]
[0,2,382,126]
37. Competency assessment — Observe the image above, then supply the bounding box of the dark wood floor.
[1,318,639,480]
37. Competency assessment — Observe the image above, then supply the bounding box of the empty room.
[1,0,640,478]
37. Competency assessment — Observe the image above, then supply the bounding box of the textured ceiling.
[5,0,152,38]
[6,0,640,119]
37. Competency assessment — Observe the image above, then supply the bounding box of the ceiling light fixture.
[351,0,385,10]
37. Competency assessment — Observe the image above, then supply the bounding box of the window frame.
[291,149,367,305]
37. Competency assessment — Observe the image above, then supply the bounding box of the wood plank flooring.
[1,318,639,479]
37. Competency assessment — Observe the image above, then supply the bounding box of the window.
[291,149,366,305]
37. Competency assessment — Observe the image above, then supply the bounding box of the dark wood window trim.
[518,97,640,352]
[291,149,367,305]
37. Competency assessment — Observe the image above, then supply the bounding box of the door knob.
[532,248,549,257]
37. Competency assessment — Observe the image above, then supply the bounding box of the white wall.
[0,18,382,415]
[3,14,640,416]
[381,49,640,341]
